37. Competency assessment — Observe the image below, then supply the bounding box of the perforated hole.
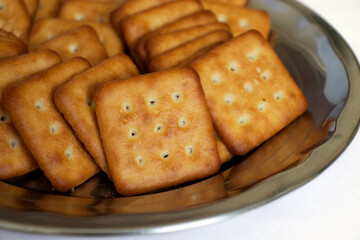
[64,148,73,159]
[258,103,267,112]
[35,101,44,111]
[274,91,284,101]
[147,98,157,107]
[185,145,194,155]
[87,99,95,108]
[69,44,78,53]
[129,128,138,138]
[239,19,249,28]
[224,95,233,105]
[211,75,220,84]
[50,124,59,134]
[238,115,249,125]
[135,156,144,167]
[244,83,252,93]
[123,103,132,113]
[179,118,187,128]
[217,15,227,23]
[154,123,164,133]
[229,62,238,72]
[161,151,170,159]
[261,71,271,81]
[9,138,17,149]
[172,92,181,102]
[75,14,84,21]
[0,112,9,122]
[247,52,257,62]
[0,2,4,11]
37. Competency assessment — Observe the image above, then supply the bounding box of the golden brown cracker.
[216,137,233,164]
[134,10,217,72]
[23,0,39,19]
[54,54,139,178]
[34,0,61,20]
[0,0,31,43]
[148,30,232,72]
[33,25,107,65]
[0,50,61,180]
[2,57,100,192]
[121,0,203,50]
[202,1,271,38]
[29,18,124,57]
[201,0,248,6]
[191,30,308,155]
[110,0,173,37]
[59,0,120,23]
[0,29,27,60]
[94,68,220,196]
[146,22,231,61]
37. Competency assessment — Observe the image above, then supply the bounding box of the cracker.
[23,0,39,19]
[0,29,27,60]
[54,54,139,178]
[121,0,203,50]
[0,50,61,180]
[134,10,217,72]
[202,1,271,38]
[200,0,248,6]
[225,112,331,190]
[216,137,233,164]
[34,0,61,20]
[33,25,107,65]
[2,57,100,192]
[148,30,232,72]
[191,30,308,155]
[29,18,124,57]
[0,0,31,43]
[146,22,231,61]
[110,0,173,37]
[94,68,220,196]
[59,0,120,23]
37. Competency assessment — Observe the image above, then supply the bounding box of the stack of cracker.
[0,0,309,197]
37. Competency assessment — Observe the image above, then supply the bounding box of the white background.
[1,0,359,239]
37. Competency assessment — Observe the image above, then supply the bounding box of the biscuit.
[2,57,100,192]
[148,30,232,72]
[202,1,271,38]
[32,25,107,65]
[23,0,39,19]
[134,10,217,72]
[29,18,124,57]
[0,29,27,60]
[216,137,233,164]
[191,30,308,155]
[201,0,248,6]
[54,54,139,178]
[146,22,231,61]
[0,0,31,43]
[94,68,220,196]
[0,50,61,180]
[121,0,203,50]
[225,112,331,191]
[110,0,173,38]
[59,0,120,23]
[34,0,61,20]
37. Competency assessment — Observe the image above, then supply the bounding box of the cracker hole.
[179,118,187,128]
[217,15,227,23]
[69,44,78,53]
[75,14,84,21]
[258,103,267,112]
[274,91,284,101]
[64,148,73,159]
[261,71,271,81]
[211,75,220,84]
[229,62,238,72]
[0,112,9,122]
[0,2,4,11]
[50,124,59,135]
[147,98,157,107]
[123,103,132,113]
[172,92,181,102]
[238,115,249,125]
[185,145,194,155]
[135,156,144,167]
[161,151,170,159]
[9,138,17,149]
[154,123,164,133]
[87,99,95,108]
[244,84,252,93]
[224,95,233,105]
[247,52,257,62]
[129,128,138,138]
[35,101,44,111]
[239,19,249,28]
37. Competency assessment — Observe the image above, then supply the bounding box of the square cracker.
[145,22,231,61]
[29,18,124,57]
[0,50,61,180]
[34,0,61,20]
[191,30,308,155]
[54,54,139,178]
[32,25,107,66]
[94,67,220,196]
[120,0,203,50]
[134,10,217,72]
[2,57,100,192]
[202,1,271,38]
[148,29,232,72]
[0,29,27,61]
[58,0,120,23]
[0,0,31,43]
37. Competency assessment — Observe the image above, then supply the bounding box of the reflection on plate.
[0,0,359,235]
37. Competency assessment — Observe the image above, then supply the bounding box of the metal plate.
[0,0,359,235]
